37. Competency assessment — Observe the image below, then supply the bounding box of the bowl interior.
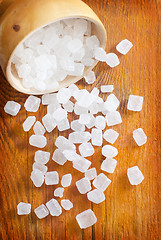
[7,17,107,95]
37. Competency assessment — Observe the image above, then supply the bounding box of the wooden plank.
[0,0,160,239]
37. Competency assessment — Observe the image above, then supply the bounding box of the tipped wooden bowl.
[0,0,107,95]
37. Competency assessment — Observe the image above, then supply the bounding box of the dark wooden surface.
[0,0,160,239]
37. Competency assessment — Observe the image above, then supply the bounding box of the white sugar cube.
[52,149,67,165]
[54,187,64,198]
[55,136,76,151]
[87,189,105,204]
[81,57,94,67]
[42,93,57,105]
[73,157,91,173]
[101,85,114,93]
[42,113,57,132]
[74,19,88,36]
[62,150,80,162]
[127,95,143,112]
[127,166,144,185]
[57,118,70,131]
[76,91,94,108]
[84,71,96,84]
[29,135,47,148]
[79,142,94,157]
[61,199,73,210]
[30,169,44,187]
[63,100,74,112]
[106,111,122,126]
[34,204,49,219]
[79,114,90,125]
[67,38,83,53]
[17,202,31,215]
[24,96,41,112]
[33,162,48,175]
[101,158,117,173]
[71,120,85,132]
[61,174,72,188]
[45,171,59,185]
[57,87,71,104]
[94,116,106,130]
[47,102,61,114]
[17,63,31,78]
[53,107,67,122]
[102,145,118,158]
[85,168,97,181]
[106,53,120,68]
[94,47,107,62]
[86,35,100,49]
[93,173,111,192]
[23,116,36,132]
[68,84,79,95]
[133,128,147,146]
[4,101,21,116]
[74,102,88,115]
[76,177,91,194]
[33,121,46,135]
[76,209,97,229]
[104,94,120,112]
[34,150,50,165]
[69,132,91,144]
[86,114,95,129]
[116,39,133,55]
[46,199,62,216]
[103,129,119,144]
[91,128,103,146]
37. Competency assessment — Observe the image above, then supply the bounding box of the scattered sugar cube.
[106,53,120,68]
[68,84,79,95]
[33,162,48,175]
[45,171,59,185]
[17,202,31,215]
[104,94,120,112]
[86,114,95,129]
[69,132,91,144]
[87,189,105,204]
[29,135,47,148]
[63,100,74,112]
[54,187,64,198]
[57,118,70,131]
[91,128,103,146]
[71,120,85,132]
[34,204,49,219]
[46,199,62,216]
[34,150,50,165]
[57,87,71,104]
[79,114,90,125]
[106,111,122,126]
[53,107,67,122]
[93,173,111,192]
[76,177,91,194]
[94,47,107,62]
[116,39,133,55]
[61,174,72,188]
[127,95,143,112]
[33,121,46,135]
[103,129,119,144]
[74,102,88,115]
[102,145,118,158]
[85,168,97,181]
[42,113,57,132]
[61,199,73,210]
[42,93,57,105]
[4,101,21,116]
[52,149,67,165]
[101,158,117,173]
[62,150,79,162]
[76,209,97,229]
[127,166,144,185]
[94,116,106,130]
[133,128,147,146]
[23,116,36,132]
[84,71,96,84]
[73,157,91,173]
[79,142,94,157]
[47,102,61,114]
[55,136,76,151]
[101,85,114,93]
[30,169,44,187]
[24,96,41,112]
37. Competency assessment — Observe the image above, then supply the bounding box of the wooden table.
[0,0,160,239]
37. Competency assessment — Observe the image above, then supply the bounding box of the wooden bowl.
[0,0,107,95]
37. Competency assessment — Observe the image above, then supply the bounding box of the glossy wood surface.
[0,0,160,239]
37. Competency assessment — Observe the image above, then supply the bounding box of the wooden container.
[0,0,107,95]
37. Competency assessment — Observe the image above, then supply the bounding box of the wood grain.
[0,0,160,239]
